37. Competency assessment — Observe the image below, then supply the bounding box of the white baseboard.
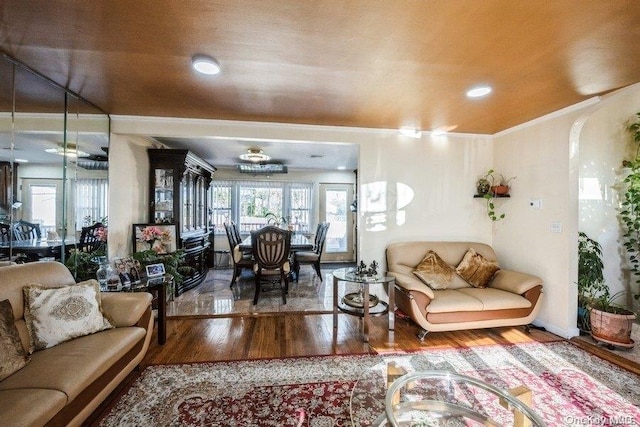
[532,319,580,339]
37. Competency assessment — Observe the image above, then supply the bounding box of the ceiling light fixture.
[239,148,271,162]
[14,158,29,163]
[399,126,422,138]
[45,144,89,158]
[466,85,492,98]
[192,55,221,75]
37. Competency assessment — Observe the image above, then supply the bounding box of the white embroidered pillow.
[23,280,113,353]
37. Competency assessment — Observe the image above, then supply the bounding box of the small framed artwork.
[145,263,166,278]
[133,223,178,254]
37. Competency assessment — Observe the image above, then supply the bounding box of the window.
[211,180,313,235]
[211,182,232,232]
[75,178,109,229]
[30,185,56,233]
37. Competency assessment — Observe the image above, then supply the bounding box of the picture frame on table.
[113,257,143,286]
[132,223,178,254]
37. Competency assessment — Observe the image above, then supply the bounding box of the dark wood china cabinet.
[148,149,216,295]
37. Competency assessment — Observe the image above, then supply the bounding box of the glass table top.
[332,267,394,284]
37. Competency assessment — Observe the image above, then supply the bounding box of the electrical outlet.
[550,222,563,233]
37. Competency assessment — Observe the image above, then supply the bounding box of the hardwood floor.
[143,313,563,365]
[88,310,640,426]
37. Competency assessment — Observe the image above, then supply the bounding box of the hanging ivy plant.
[619,112,640,301]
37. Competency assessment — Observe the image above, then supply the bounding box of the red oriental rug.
[99,342,640,426]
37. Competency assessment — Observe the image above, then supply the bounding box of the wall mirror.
[0,54,109,272]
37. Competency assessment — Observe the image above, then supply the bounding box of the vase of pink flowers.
[140,226,169,253]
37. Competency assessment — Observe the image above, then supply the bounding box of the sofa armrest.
[101,292,153,327]
[387,271,435,299]
[489,269,543,295]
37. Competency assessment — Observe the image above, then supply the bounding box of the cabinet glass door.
[154,169,174,223]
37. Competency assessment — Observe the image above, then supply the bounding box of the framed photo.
[145,263,166,278]
[133,223,177,254]
[114,257,143,286]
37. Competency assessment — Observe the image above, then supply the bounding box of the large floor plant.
[577,232,605,332]
[620,112,640,303]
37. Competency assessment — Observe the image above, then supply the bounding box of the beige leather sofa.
[0,261,153,427]
[386,242,543,340]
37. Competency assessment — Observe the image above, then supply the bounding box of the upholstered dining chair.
[293,222,330,282]
[12,220,41,240]
[79,222,104,253]
[0,223,11,243]
[251,225,292,305]
[224,222,253,288]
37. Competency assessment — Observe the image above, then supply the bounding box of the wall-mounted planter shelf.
[473,194,510,198]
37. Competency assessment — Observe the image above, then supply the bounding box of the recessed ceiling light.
[192,55,221,75]
[45,144,89,158]
[239,148,271,162]
[466,85,492,98]
[337,166,346,170]
[14,158,29,163]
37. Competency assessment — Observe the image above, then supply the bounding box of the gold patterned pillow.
[23,281,114,353]
[413,251,455,290]
[0,299,30,380]
[455,248,500,288]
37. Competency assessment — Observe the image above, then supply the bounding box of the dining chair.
[0,223,12,261]
[12,220,41,240]
[293,222,330,282]
[0,223,11,243]
[224,222,253,288]
[251,225,292,305]
[79,222,104,253]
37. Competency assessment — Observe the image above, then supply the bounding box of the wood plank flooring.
[142,313,563,365]
[88,311,640,426]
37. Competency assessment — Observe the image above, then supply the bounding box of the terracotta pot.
[590,308,636,348]
[491,185,510,196]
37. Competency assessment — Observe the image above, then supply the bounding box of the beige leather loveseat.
[386,242,543,340]
[0,261,153,427]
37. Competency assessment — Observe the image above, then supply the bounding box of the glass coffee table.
[351,361,546,426]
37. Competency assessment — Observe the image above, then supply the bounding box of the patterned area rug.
[100,342,640,426]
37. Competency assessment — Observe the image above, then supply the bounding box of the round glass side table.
[332,267,395,343]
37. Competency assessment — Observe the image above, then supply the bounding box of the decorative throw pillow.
[23,281,114,353]
[455,248,500,288]
[413,251,455,290]
[0,299,30,380]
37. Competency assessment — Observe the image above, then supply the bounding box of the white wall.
[107,134,159,259]
[492,100,598,338]
[576,83,640,313]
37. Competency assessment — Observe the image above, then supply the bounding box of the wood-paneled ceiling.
[2,1,640,134]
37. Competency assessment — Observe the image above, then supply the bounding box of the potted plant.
[577,232,605,333]
[477,169,515,221]
[587,286,637,349]
[620,111,640,304]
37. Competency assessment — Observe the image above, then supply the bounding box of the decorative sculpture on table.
[343,260,381,309]
[352,260,379,279]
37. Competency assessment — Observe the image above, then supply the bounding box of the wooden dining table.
[0,238,78,261]
[238,233,313,252]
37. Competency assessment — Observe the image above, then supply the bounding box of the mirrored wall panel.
[0,54,109,273]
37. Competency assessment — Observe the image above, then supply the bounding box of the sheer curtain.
[75,178,109,229]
